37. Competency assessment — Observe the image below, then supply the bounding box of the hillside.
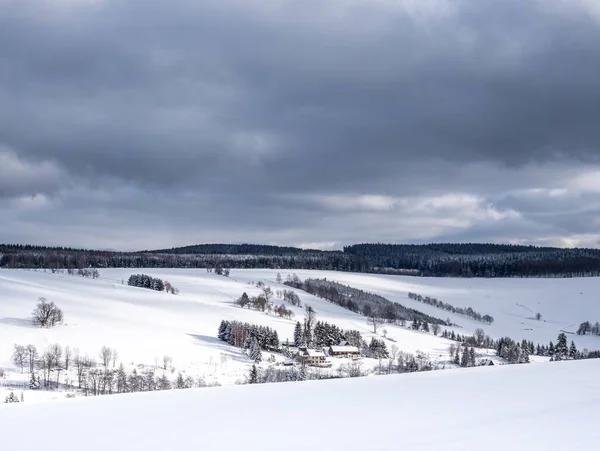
[1,359,598,451]
[2,267,600,405]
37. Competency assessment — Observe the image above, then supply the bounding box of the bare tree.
[162,355,172,370]
[32,297,63,328]
[431,323,441,336]
[64,346,72,371]
[262,286,273,304]
[99,346,116,370]
[39,344,62,388]
[276,273,282,284]
[473,328,486,347]
[367,313,384,333]
[26,344,38,375]
[11,345,26,373]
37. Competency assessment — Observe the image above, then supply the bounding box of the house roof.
[302,349,326,357]
[329,346,360,353]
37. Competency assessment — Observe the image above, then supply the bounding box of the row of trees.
[407,292,494,324]
[284,277,447,327]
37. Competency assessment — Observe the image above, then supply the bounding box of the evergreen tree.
[421,321,429,333]
[454,347,460,364]
[20,392,24,402]
[4,392,19,403]
[249,338,262,362]
[556,333,568,359]
[248,364,259,384]
[460,347,469,367]
[569,341,578,359]
[294,322,303,347]
[469,347,476,367]
[218,320,228,341]
[298,363,307,381]
[548,341,555,356]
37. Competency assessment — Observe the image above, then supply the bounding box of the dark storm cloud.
[2,0,600,248]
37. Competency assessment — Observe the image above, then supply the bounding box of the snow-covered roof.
[329,346,359,353]
[303,349,326,357]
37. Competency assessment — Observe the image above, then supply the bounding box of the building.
[328,345,360,357]
[297,349,328,366]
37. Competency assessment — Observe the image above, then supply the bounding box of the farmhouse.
[297,349,328,366]
[328,345,360,357]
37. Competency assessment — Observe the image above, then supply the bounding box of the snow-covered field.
[1,358,598,451]
[1,268,600,403]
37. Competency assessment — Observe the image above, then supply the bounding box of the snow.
[2,267,600,403]
[1,359,598,450]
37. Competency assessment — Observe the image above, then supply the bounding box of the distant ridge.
[2,242,600,278]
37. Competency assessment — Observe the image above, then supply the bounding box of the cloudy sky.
[2,0,600,250]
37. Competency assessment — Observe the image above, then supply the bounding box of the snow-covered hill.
[1,359,598,451]
[2,267,600,402]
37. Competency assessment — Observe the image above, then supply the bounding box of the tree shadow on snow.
[186,333,251,363]
[0,317,33,328]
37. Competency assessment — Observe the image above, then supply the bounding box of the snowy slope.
[0,268,455,375]
[1,359,598,451]
[241,269,600,348]
[2,267,600,401]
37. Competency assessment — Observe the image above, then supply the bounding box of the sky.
[2,0,600,251]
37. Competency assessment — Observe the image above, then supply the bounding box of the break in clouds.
[2,0,600,250]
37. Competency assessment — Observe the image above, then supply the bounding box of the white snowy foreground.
[1,359,598,451]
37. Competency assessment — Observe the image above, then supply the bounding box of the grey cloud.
[2,0,600,248]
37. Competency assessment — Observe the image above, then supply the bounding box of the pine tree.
[20,392,24,402]
[29,372,40,390]
[4,392,19,403]
[248,364,259,384]
[569,341,578,359]
[556,333,568,359]
[294,321,303,347]
[454,347,460,364]
[469,347,476,367]
[421,321,429,333]
[460,347,469,367]
[298,363,307,381]
[218,320,228,341]
[548,341,555,356]
[249,338,262,362]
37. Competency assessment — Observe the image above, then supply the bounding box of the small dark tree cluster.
[273,304,294,319]
[218,320,280,351]
[408,292,494,324]
[367,338,389,359]
[313,321,364,349]
[4,392,20,403]
[32,297,63,328]
[234,292,268,312]
[281,289,302,307]
[127,274,165,291]
[66,267,100,279]
[577,321,600,336]
[496,337,530,364]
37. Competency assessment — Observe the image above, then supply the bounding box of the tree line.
[6,241,600,278]
[407,292,494,324]
[284,276,448,327]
